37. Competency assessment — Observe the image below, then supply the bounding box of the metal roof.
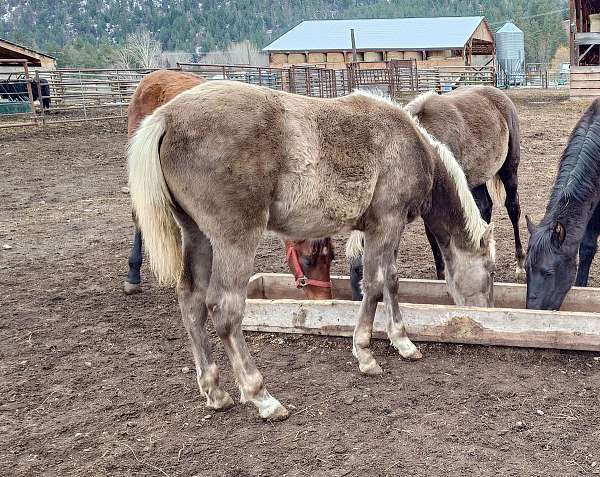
[0,37,56,60]
[263,16,486,53]
[496,22,523,34]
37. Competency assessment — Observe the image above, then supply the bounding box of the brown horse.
[347,86,523,299]
[128,81,495,420]
[123,70,333,299]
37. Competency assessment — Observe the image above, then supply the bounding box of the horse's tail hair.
[127,109,182,286]
[345,230,365,264]
[485,174,506,207]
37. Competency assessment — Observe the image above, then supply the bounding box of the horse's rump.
[127,70,204,137]
[406,86,514,189]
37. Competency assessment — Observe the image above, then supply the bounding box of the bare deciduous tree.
[114,30,162,69]
[200,40,268,66]
[160,50,193,68]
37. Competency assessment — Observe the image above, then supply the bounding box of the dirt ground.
[1,89,599,477]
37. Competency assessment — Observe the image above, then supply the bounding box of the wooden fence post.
[35,71,45,126]
[22,61,37,124]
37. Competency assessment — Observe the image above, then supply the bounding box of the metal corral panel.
[496,22,525,76]
[263,16,485,52]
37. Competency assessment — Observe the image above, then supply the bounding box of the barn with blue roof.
[263,16,495,68]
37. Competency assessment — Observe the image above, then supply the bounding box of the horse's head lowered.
[444,224,496,308]
[285,239,334,300]
[525,215,576,310]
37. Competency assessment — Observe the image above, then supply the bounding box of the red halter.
[286,243,332,289]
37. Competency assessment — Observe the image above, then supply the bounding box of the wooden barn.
[263,16,495,69]
[0,37,56,72]
[569,0,600,96]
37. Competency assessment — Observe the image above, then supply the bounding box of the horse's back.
[415,86,513,185]
[158,82,430,237]
[127,70,203,137]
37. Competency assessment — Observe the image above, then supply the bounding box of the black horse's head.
[525,215,577,310]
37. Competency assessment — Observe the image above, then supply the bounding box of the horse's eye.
[542,269,553,278]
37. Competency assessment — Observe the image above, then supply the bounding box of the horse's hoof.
[359,359,383,376]
[393,337,423,360]
[123,281,142,295]
[207,390,235,411]
[404,348,423,361]
[258,396,289,421]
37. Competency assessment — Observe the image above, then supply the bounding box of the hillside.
[0,0,568,67]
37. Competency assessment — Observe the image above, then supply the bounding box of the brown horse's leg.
[207,231,288,421]
[176,214,234,411]
[498,166,526,280]
[424,223,445,280]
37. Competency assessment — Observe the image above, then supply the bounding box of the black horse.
[0,78,51,109]
[525,97,600,310]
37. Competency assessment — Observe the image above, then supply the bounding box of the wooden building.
[569,0,600,96]
[263,16,495,70]
[0,37,56,72]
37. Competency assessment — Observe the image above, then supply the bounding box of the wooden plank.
[572,66,600,73]
[250,273,600,313]
[570,73,600,80]
[247,274,264,299]
[570,88,600,96]
[574,32,600,45]
[243,299,600,352]
[570,80,600,88]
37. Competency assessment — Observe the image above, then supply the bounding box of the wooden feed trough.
[245,273,600,352]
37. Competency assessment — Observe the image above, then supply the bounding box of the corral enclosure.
[1,90,599,476]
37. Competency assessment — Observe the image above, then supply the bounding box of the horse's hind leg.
[471,184,492,223]
[350,258,364,301]
[424,224,445,280]
[498,165,526,280]
[354,220,421,376]
[208,229,288,421]
[575,203,600,286]
[124,225,143,295]
[176,212,234,411]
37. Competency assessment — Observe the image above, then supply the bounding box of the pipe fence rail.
[0,62,569,129]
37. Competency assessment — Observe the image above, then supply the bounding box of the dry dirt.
[1,90,599,477]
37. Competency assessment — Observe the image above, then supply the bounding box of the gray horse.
[347,86,523,299]
[128,81,495,421]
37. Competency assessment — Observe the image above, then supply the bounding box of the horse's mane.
[547,98,600,214]
[305,238,334,265]
[349,88,487,248]
[527,98,600,263]
[404,90,438,117]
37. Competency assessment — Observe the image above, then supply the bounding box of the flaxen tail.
[127,110,182,286]
[345,230,365,265]
[485,174,506,207]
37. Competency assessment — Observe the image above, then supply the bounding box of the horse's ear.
[480,223,495,250]
[553,222,566,245]
[525,215,536,235]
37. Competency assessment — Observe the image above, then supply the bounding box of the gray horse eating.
[128,81,495,421]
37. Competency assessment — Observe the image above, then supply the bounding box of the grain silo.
[496,22,525,77]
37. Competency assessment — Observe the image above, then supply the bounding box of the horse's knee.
[383,267,399,295]
[176,276,194,298]
[505,198,521,218]
[207,292,244,338]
